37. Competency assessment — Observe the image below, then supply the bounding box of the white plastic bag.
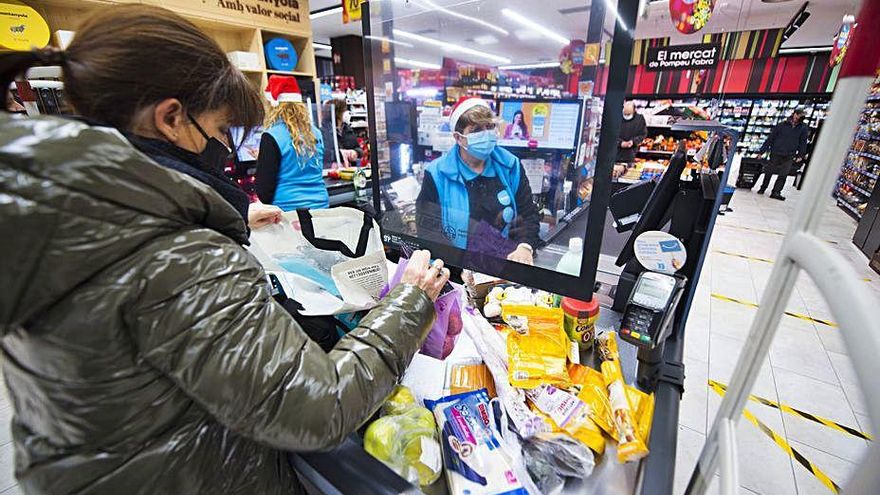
[248,207,388,315]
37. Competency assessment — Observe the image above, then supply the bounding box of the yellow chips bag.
[504,305,570,389]
[568,363,615,438]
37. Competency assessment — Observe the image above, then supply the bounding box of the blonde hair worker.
[256,75,329,210]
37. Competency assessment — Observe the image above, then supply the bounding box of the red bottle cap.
[561,296,600,318]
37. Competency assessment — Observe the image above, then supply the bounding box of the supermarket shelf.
[851,150,880,163]
[837,198,863,220]
[267,69,313,77]
[838,177,873,197]
[855,132,878,142]
[842,163,880,180]
[867,94,880,102]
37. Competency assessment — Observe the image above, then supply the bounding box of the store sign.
[0,1,50,51]
[168,0,305,29]
[646,43,720,72]
[343,0,364,24]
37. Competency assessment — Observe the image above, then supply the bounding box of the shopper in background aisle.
[755,109,809,200]
[321,97,363,166]
[613,100,648,178]
[0,5,448,495]
[256,75,329,210]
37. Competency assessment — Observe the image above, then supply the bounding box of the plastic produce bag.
[364,386,443,486]
[383,256,463,359]
[249,208,388,315]
[523,432,596,492]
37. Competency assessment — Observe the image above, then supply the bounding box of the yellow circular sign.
[0,1,50,51]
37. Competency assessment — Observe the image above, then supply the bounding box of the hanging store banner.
[646,42,721,72]
[343,0,364,24]
[0,1,49,50]
[830,15,856,67]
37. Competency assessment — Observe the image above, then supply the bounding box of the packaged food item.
[526,385,606,455]
[448,362,497,398]
[426,389,528,495]
[568,363,615,437]
[598,332,649,463]
[483,285,560,319]
[634,389,655,445]
[523,432,595,493]
[460,310,549,439]
[364,404,442,486]
[561,296,600,350]
[503,305,570,389]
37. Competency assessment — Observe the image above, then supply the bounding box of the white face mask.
[623,112,634,120]
[342,111,352,124]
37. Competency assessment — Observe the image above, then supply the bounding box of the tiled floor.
[0,189,872,495]
[674,187,877,495]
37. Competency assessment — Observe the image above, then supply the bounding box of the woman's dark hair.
[329,98,346,126]
[0,4,264,129]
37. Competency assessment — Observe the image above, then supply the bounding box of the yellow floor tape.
[709,380,872,441]
[712,250,873,282]
[709,381,842,494]
[718,224,840,245]
[710,293,839,328]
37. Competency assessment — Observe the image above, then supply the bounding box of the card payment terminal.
[620,271,686,349]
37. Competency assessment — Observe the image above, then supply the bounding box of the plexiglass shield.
[363,0,638,299]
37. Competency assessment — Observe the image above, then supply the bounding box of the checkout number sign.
[342,0,364,24]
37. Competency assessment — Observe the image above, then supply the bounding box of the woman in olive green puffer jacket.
[0,5,448,494]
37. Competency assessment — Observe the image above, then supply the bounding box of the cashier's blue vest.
[266,121,329,211]
[425,144,520,249]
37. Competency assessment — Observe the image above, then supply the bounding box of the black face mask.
[187,113,232,175]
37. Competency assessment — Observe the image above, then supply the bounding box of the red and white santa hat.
[449,96,491,132]
[265,75,303,103]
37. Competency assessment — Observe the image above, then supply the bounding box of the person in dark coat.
[613,100,648,178]
[0,5,449,494]
[756,109,809,200]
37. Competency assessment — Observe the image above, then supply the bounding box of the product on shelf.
[835,77,880,219]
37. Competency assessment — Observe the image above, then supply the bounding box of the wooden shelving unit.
[29,0,319,95]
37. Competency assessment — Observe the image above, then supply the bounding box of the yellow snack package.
[568,363,615,438]
[625,385,655,444]
[449,362,497,398]
[598,332,649,463]
[527,385,606,455]
[636,391,655,445]
[504,305,571,389]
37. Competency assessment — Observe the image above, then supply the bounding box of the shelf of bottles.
[835,78,880,220]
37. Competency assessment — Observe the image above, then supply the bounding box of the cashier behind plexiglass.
[416,97,540,265]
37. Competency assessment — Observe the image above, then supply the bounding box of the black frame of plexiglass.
[362,0,641,300]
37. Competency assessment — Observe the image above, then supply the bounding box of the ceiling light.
[778,46,832,54]
[310,6,342,19]
[514,30,543,41]
[603,0,629,31]
[501,8,570,46]
[474,35,499,46]
[365,35,415,48]
[393,29,511,64]
[396,57,443,70]
[499,61,560,70]
[313,42,332,51]
[416,0,509,36]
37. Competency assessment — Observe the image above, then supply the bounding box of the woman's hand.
[248,202,283,229]
[400,250,450,301]
[507,244,534,265]
[341,149,358,165]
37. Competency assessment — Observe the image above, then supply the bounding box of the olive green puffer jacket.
[0,114,435,494]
